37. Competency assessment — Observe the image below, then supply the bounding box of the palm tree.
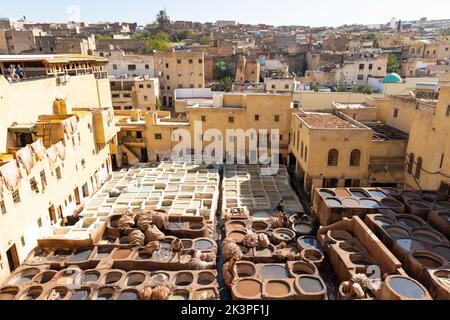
[221,76,234,92]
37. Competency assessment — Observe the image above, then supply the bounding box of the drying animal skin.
[129,230,145,246]
[140,285,172,300]
[118,214,135,230]
[141,241,160,254]
[145,225,165,242]
[221,238,243,261]
[242,230,270,248]
[149,285,171,300]
[188,250,216,270]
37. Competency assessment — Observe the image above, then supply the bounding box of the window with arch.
[350,149,361,167]
[327,149,339,166]
[407,153,414,174]
[415,157,423,179]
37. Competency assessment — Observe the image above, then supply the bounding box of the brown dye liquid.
[235,280,261,297]
[112,249,132,260]
[229,232,246,242]
[414,256,441,268]
[335,189,351,197]
[0,292,16,300]
[266,282,290,296]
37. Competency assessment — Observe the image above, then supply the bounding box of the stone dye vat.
[366,212,449,300]
[229,261,327,300]
[0,267,220,300]
[317,216,431,300]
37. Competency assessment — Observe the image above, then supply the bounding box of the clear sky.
[1,0,450,27]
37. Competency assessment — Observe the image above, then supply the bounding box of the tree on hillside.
[146,33,171,53]
[156,9,171,34]
[387,54,401,73]
[199,36,212,45]
[173,29,195,42]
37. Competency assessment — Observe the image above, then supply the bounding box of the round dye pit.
[149,273,169,286]
[273,228,295,242]
[112,249,132,260]
[266,281,290,297]
[97,287,115,300]
[126,273,146,286]
[175,272,194,286]
[260,265,289,280]
[189,222,203,230]
[227,221,247,230]
[169,290,190,300]
[319,189,336,198]
[198,272,215,286]
[293,222,313,235]
[359,198,381,208]
[33,271,57,284]
[297,276,324,293]
[325,198,342,207]
[227,231,246,243]
[397,216,423,228]
[81,272,100,285]
[388,277,425,299]
[412,253,443,268]
[341,198,360,207]
[350,190,369,198]
[328,230,353,242]
[252,221,269,231]
[116,290,139,300]
[19,286,43,300]
[396,239,424,253]
[51,249,73,262]
[432,245,450,261]
[69,248,92,263]
[95,247,113,260]
[412,230,443,244]
[235,279,261,298]
[0,287,19,300]
[291,262,316,276]
[297,236,321,251]
[236,263,256,277]
[302,249,324,263]
[8,268,40,286]
[369,190,388,199]
[194,239,214,251]
[104,272,123,285]
[385,226,410,240]
[70,289,91,300]
[374,216,395,228]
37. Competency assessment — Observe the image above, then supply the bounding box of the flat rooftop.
[334,103,375,110]
[362,122,409,141]
[299,112,359,129]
